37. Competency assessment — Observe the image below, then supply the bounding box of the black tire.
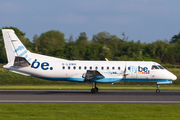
[95,87,98,92]
[156,89,160,93]
[91,89,96,94]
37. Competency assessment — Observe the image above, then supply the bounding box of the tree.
[155,40,168,63]
[92,31,111,44]
[149,42,157,58]
[85,43,102,60]
[68,34,74,45]
[121,31,128,41]
[35,30,66,56]
[32,34,39,52]
[75,32,88,45]
[100,45,112,60]
[170,32,180,43]
[74,32,89,59]
[0,40,7,63]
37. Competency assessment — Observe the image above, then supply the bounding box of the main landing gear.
[156,84,160,93]
[91,82,98,93]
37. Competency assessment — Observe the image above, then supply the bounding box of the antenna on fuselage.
[105,58,109,61]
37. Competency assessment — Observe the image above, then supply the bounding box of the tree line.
[0,26,180,65]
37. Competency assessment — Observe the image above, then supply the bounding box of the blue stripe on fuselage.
[121,78,172,83]
[35,77,172,84]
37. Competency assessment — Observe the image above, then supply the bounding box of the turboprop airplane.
[2,29,177,93]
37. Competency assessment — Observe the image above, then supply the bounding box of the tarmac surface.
[0,90,180,104]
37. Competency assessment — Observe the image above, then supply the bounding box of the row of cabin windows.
[62,66,121,70]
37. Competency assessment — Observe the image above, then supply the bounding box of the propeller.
[123,67,126,85]
[123,65,129,85]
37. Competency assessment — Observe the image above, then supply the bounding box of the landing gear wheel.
[156,84,160,93]
[95,87,98,92]
[91,88,96,94]
[156,89,160,93]
[91,82,98,94]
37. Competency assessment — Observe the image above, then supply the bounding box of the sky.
[0,0,180,43]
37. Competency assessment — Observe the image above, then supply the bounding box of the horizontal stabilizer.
[10,70,31,76]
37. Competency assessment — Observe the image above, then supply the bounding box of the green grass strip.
[0,104,180,120]
[0,85,180,90]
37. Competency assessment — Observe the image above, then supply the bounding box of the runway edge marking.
[0,100,180,104]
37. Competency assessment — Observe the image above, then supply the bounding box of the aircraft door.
[126,64,137,79]
[150,65,160,80]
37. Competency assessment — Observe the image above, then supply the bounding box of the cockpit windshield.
[157,65,164,69]
[151,65,165,70]
[151,65,159,70]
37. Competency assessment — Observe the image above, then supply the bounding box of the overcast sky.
[0,0,180,43]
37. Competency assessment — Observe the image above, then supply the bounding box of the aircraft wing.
[85,70,105,80]
[83,70,123,83]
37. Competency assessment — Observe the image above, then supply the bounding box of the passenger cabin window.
[79,66,81,70]
[157,65,164,69]
[84,66,87,70]
[90,66,92,70]
[95,67,98,70]
[128,67,130,70]
[151,65,159,70]
[112,67,115,70]
[62,66,65,69]
[68,66,70,70]
[118,67,120,70]
[73,66,76,70]
[107,67,109,70]
[101,67,104,70]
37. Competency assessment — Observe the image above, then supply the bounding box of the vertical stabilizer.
[2,29,32,67]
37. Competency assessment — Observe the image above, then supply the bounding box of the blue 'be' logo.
[138,66,148,72]
[31,59,53,70]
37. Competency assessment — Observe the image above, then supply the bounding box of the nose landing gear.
[156,84,160,93]
[91,82,98,93]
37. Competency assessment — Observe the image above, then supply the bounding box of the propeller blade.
[124,66,126,85]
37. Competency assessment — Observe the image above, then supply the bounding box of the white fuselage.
[8,53,177,84]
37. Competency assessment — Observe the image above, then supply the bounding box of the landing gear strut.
[156,84,160,93]
[91,82,98,93]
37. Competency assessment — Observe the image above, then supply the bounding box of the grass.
[0,85,180,90]
[0,104,180,120]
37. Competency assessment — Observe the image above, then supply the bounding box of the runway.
[0,90,180,104]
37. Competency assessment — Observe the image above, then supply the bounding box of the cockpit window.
[151,65,159,70]
[157,65,164,69]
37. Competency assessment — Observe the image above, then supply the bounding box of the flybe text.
[31,59,53,70]
[129,66,150,74]
[138,66,149,74]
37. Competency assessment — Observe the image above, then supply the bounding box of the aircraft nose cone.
[172,74,177,80]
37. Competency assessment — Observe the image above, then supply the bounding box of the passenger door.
[126,63,137,79]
